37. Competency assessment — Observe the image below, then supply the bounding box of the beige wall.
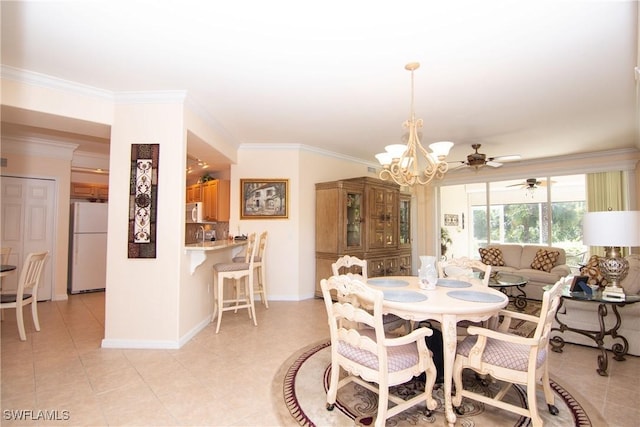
[231,146,377,300]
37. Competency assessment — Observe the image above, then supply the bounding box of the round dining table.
[0,264,17,278]
[366,275,509,426]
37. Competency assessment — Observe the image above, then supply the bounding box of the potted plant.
[441,228,452,259]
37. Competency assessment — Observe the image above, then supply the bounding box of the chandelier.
[375,62,453,186]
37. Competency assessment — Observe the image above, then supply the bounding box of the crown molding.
[1,65,114,101]
[114,90,187,104]
[1,135,78,160]
[1,66,190,106]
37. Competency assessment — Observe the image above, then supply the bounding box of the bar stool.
[211,232,258,333]
[233,231,268,308]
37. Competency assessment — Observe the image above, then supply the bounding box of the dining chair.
[0,251,48,341]
[452,279,564,426]
[437,256,492,286]
[234,231,268,308]
[211,232,258,333]
[321,275,438,427]
[1,247,11,265]
[331,255,407,334]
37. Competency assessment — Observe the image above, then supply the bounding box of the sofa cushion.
[494,245,525,269]
[530,249,560,272]
[479,247,506,266]
[580,255,608,287]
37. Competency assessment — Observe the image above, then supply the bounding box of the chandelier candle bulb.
[376,62,453,186]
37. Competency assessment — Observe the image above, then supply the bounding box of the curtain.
[586,171,627,256]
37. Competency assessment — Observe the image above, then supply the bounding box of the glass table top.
[477,272,528,287]
[544,284,640,304]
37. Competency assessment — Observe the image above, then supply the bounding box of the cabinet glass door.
[345,191,363,248]
[399,196,410,247]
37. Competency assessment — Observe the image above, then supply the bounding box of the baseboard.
[101,338,180,349]
[177,315,211,348]
[100,315,212,349]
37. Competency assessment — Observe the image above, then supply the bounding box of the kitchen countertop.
[185,240,247,251]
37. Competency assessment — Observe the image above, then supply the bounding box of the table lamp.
[582,210,640,300]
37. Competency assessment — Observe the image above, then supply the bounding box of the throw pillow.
[580,255,608,287]
[530,249,560,272]
[478,247,505,266]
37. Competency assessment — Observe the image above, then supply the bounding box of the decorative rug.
[273,317,607,426]
[503,299,542,338]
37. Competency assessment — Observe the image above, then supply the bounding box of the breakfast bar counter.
[185,240,247,274]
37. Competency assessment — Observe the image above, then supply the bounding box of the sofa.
[478,244,572,300]
[554,254,640,356]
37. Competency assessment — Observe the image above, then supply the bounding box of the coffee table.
[486,272,528,310]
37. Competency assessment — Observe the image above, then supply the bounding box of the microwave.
[186,202,204,223]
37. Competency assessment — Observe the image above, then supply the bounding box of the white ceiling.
[1,1,639,172]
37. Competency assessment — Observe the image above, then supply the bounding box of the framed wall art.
[128,143,159,258]
[240,179,288,219]
[444,213,459,227]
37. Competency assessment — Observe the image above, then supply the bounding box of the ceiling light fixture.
[186,155,209,174]
[375,62,453,186]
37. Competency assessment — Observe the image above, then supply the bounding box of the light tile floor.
[1,292,638,426]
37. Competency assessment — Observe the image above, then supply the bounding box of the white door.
[1,176,55,301]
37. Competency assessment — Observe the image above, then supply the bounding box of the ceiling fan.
[452,144,521,169]
[507,178,555,189]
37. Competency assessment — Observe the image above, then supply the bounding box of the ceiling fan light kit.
[375,62,453,187]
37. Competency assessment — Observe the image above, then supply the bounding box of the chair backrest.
[257,231,268,263]
[531,279,564,347]
[1,247,11,264]
[16,251,48,299]
[241,232,258,263]
[331,255,368,280]
[321,275,386,379]
[438,257,492,286]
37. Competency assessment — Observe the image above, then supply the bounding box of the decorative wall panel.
[128,144,159,258]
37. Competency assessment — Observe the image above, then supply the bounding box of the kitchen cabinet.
[185,180,230,221]
[315,177,412,297]
[186,184,202,202]
[70,182,108,201]
[202,179,230,222]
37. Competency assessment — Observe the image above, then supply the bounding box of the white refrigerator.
[68,202,108,294]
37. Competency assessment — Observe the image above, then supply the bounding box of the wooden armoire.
[315,177,412,297]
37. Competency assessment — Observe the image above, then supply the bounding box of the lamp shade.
[582,211,640,247]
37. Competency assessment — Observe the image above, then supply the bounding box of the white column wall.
[103,101,186,347]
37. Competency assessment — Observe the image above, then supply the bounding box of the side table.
[549,286,640,376]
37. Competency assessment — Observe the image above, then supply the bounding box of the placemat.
[382,290,428,302]
[437,278,472,288]
[367,278,409,288]
[447,290,505,303]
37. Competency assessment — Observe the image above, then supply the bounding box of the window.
[440,175,586,259]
